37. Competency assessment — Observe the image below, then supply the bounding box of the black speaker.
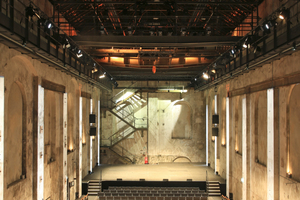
[89,114,96,123]
[90,126,96,136]
[212,127,218,136]
[212,115,219,124]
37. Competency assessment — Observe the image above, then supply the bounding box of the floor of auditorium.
[84,163,225,200]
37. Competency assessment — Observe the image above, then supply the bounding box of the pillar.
[206,104,209,166]
[214,95,219,173]
[0,77,4,200]
[98,100,100,165]
[242,96,247,200]
[90,99,93,173]
[226,97,230,197]
[78,97,83,197]
[267,88,274,200]
[63,93,68,200]
[37,85,44,200]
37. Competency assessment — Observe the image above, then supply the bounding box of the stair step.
[209,193,221,196]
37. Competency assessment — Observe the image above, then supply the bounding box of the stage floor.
[83,163,225,183]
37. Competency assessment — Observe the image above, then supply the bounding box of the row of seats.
[99,193,207,197]
[98,197,207,200]
[108,187,200,191]
[102,190,205,194]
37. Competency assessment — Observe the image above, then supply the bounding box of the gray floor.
[83,163,225,183]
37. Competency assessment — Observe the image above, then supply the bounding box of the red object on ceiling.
[152,66,156,74]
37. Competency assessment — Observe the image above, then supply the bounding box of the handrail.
[222,195,230,200]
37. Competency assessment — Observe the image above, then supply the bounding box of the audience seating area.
[98,187,208,200]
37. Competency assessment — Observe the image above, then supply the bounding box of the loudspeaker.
[90,126,96,136]
[89,114,96,123]
[212,115,219,124]
[212,127,218,136]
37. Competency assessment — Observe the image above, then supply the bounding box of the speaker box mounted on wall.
[90,126,96,136]
[89,114,96,123]
[212,115,219,124]
[212,127,219,136]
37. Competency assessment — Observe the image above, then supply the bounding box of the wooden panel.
[41,79,65,93]
[81,91,91,99]
[229,72,300,97]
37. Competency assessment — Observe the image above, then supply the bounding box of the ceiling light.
[211,69,216,74]
[99,74,105,78]
[45,21,53,29]
[92,68,98,73]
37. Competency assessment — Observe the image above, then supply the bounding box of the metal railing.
[0,0,113,90]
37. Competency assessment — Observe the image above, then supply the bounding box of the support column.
[63,93,68,200]
[90,99,93,173]
[214,95,218,174]
[206,104,209,166]
[0,77,4,200]
[78,97,83,197]
[98,100,100,165]
[226,97,230,197]
[242,96,247,200]
[267,88,274,200]
[37,85,44,200]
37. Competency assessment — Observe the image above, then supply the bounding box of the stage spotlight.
[76,49,83,58]
[211,69,216,74]
[261,22,271,34]
[203,72,209,80]
[62,38,71,49]
[45,21,53,29]
[279,9,288,20]
[253,45,261,54]
[242,36,252,49]
[92,67,98,73]
[99,74,106,78]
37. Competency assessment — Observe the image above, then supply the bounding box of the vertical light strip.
[63,93,68,200]
[267,88,274,200]
[90,99,93,173]
[98,100,100,165]
[206,104,209,166]
[226,97,230,197]
[79,97,82,197]
[214,95,218,173]
[242,96,247,200]
[0,77,4,200]
[37,85,44,200]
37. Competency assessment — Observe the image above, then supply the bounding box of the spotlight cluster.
[192,6,295,85]
[25,3,118,86]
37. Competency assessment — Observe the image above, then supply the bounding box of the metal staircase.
[101,85,148,163]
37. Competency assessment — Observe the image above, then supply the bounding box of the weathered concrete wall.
[0,40,102,199]
[205,49,300,199]
[148,90,206,163]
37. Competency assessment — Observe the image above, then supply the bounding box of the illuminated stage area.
[83,163,225,183]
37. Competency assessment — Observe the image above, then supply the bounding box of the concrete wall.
[205,49,300,199]
[0,40,102,199]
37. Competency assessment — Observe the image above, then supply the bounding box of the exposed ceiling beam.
[52,1,259,6]
[73,36,242,48]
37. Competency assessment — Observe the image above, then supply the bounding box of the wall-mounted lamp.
[69,181,75,187]
[287,172,292,178]
[235,149,239,153]
[221,143,226,147]
[68,148,74,153]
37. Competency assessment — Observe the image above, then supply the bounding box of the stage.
[83,163,225,183]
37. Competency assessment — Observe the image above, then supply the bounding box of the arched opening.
[6,81,26,184]
[173,156,192,163]
[171,101,192,139]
